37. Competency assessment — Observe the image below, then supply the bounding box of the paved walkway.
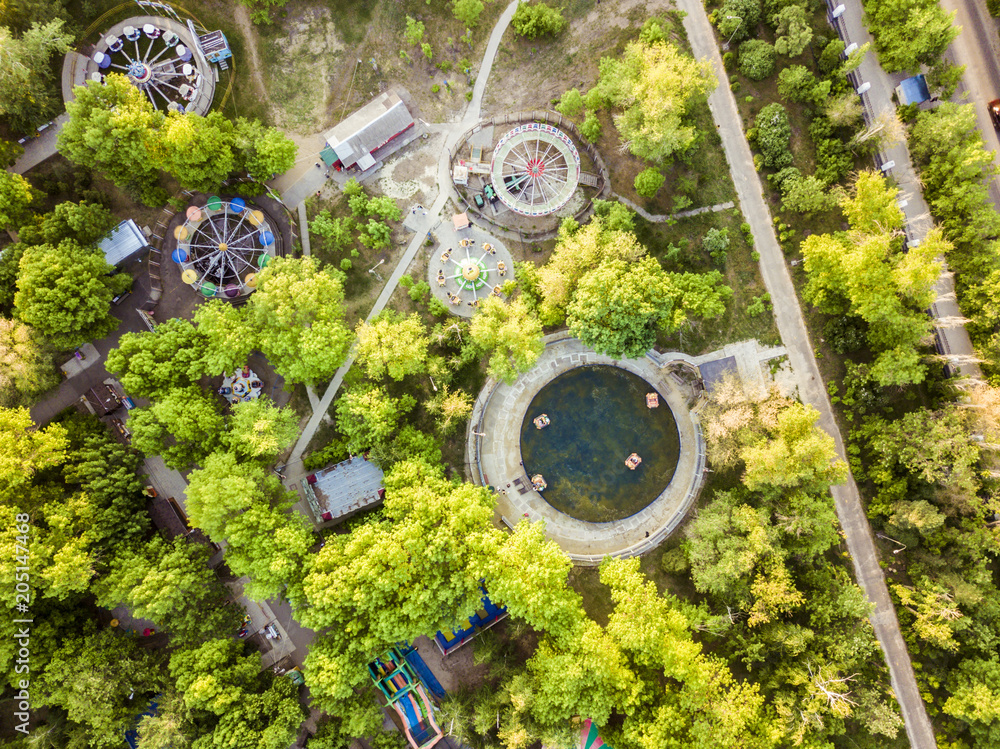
[676,1,937,745]
[612,194,735,223]
[283,0,523,487]
[469,335,705,563]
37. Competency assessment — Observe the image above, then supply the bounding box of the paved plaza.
[425,223,514,318]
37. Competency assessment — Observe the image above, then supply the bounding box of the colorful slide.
[391,684,443,749]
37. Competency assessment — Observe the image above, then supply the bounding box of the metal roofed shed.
[895,74,931,106]
[99,220,148,266]
[322,91,414,171]
[303,456,385,523]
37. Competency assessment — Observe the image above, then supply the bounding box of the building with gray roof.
[98,219,148,266]
[303,456,385,524]
[322,91,414,172]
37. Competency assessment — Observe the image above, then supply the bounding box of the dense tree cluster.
[58,75,297,205]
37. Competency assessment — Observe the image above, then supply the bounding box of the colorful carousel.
[220,366,263,405]
[172,197,277,300]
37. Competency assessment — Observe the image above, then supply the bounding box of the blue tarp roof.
[897,75,930,105]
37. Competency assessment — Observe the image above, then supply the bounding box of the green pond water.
[519,365,681,523]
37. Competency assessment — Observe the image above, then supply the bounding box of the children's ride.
[368,649,443,749]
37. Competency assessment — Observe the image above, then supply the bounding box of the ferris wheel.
[172,197,277,299]
[489,123,581,217]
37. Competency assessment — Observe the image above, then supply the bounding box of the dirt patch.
[232,4,270,107]
[375,134,443,204]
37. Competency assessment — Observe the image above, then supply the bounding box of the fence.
[449,111,613,238]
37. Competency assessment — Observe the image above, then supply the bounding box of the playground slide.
[392,690,443,749]
[413,685,443,736]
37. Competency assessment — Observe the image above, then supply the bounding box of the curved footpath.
[675,0,937,746]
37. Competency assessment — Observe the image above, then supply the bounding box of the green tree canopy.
[0,406,65,497]
[128,385,225,469]
[106,318,208,398]
[335,384,415,453]
[0,168,37,229]
[863,0,957,72]
[192,299,258,376]
[224,396,299,462]
[157,111,236,192]
[511,1,567,38]
[634,167,666,198]
[0,317,58,406]
[14,239,130,349]
[591,39,716,162]
[18,200,118,247]
[0,19,73,130]
[94,536,238,645]
[355,311,430,381]
[469,296,544,384]
[248,257,353,385]
[233,117,298,182]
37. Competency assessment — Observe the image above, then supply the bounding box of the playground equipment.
[368,649,443,749]
[434,589,509,656]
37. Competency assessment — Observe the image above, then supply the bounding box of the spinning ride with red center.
[489,123,581,217]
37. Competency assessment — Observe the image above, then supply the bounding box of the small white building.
[323,91,414,172]
[453,163,469,186]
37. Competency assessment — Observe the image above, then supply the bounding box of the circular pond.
[519,365,680,522]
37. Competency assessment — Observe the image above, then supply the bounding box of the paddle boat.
[531,474,547,491]
[625,453,642,470]
[646,392,659,408]
[533,414,550,429]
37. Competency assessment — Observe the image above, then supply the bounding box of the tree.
[0,19,73,130]
[247,257,353,385]
[511,1,567,38]
[777,65,830,105]
[0,406,65,497]
[555,88,584,118]
[404,16,425,46]
[580,111,602,142]
[300,460,502,707]
[702,227,730,263]
[225,397,299,462]
[755,103,792,169]
[452,0,484,26]
[38,629,164,747]
[634,168,666,198]
[801,171,945,385]
[94,536,238,645]
[0,318,58,406]
[233,117,297,182]
[335,385,416,453]
[863,0,957,72]
[717,0,762,43]
[0,169,37,229]
[772,5,811,56]
[192,300,257,376]
[781,173,837,215]
[158,111,235,192]
[944,657,1000,746]
[591,40,716,162]
[738,39,776,81]
[14,240,130,349]
[106,318,208,398]
[355,311,430,381]
[469,296,544,384]
[425,385,473,435]
[58,75,164,203]
[567,257,731,359]
[19,200,118,247]
[129,386,225,469]
[185,450,282,540]
[310,211,354,254]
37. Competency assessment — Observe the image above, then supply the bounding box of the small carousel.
[220,366,263,405]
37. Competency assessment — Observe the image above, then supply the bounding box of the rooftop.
[304,456,385,523]
[322,91,414,169]
[98,219,147,266]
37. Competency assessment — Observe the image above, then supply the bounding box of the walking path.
[675,1,937,746]
[612,194,735,223]
[283,0,523,479]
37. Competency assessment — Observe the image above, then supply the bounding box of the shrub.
[421,42,433,60]
[431,83,441,93]
[754,102,792,169]
[738,39,776,81]
[511,1,567,39]
[408,280,430,303]
[722,51,736,70]
[556,88,584,118]
[304,439,349,471]
[428,296,449,317]
[702,228,730,264]
[404,16,425,46]
[824,316,867,354]
[340,258,353,271]
[465,90,473,101]
[452,0,484,27]
[634,168,666,198]
[580,111,602,142]
[818,38,846,75]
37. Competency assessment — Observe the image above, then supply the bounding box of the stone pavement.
[467,335,706,564]
[677,0,937,744]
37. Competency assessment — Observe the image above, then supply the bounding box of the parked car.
[474,193,485,209]
[989,100,1000,129]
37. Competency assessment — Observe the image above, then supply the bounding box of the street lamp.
[723,15,742,50]
[876,532,907,554]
